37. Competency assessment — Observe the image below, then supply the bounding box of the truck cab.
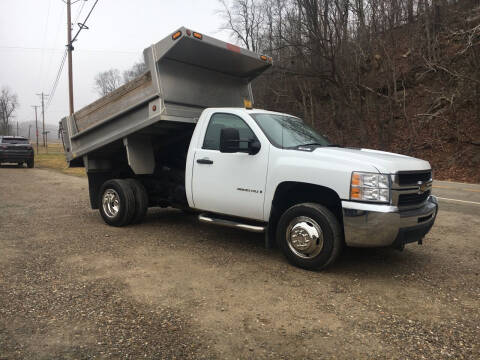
[185,107,438,269]
[60,28,438,270]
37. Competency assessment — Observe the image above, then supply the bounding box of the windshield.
[2,138,29,144]
[250,113,330,148]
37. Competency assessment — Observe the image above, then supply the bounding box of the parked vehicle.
[60,27,438,270]
[0,136,34,168]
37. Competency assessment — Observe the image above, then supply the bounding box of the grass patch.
[34,143,85,177]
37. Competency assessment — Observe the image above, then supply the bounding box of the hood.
[312,147,431,174]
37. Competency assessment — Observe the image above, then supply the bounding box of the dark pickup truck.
[0,136,34,168]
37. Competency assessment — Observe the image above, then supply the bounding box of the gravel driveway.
[0,168,479,359]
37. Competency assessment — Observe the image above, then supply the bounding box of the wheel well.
[270,182,343,226]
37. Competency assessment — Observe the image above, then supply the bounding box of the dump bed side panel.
[74,72,155,133]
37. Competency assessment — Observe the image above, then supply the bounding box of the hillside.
[248,0,480,183]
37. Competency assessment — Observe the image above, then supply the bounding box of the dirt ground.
[0,167,479,359]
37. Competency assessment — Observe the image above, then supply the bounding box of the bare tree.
[0,87,18,136]
[219,0,480,162]
[218,0,265,52]
[123,61,147,83]
[94,69,122,96]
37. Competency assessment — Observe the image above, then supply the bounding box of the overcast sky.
[0,0,231,127]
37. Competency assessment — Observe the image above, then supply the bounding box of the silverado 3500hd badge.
[237,187,263,194]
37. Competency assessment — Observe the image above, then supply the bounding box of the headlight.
[350,172,390,203]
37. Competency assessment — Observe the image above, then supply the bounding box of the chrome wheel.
[102,189,120,218]
[286,216,324,259]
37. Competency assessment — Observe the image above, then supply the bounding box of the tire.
[98,179,136,227]
[27,159,34,168]
[276,203,343,270]
[181,208,197,215]
[125,178,148,224]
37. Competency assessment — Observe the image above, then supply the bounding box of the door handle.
[197,158,214,165]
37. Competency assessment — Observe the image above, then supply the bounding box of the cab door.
[191,112,268,220]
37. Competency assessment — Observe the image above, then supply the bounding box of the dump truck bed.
[60,27,272,165]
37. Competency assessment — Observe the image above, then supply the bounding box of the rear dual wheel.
[99,178,148,227]
[125,178,148,224]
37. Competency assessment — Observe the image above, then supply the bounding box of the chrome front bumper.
[342,195,438,247]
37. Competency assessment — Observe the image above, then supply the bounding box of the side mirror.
[248,140,261,155]
[220,127,261,155]
[220,128,240,153]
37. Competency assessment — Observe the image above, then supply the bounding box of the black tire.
[125,178,148,224]
[27,159,34,168]
[276,203,343,270]
[98,179,136,227]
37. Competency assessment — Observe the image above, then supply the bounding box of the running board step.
[198,214,266,233]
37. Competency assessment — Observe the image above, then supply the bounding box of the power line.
[46,50,67,109]
[37,0,102,113]
[44,3,67,89]
[71,0,99,44]
[46,0,87,108]
[44,0,87,109]
[0,46,137,54]
[67,0,100,114]
[73,0,87,24]
[38,0,53,90]
[43,0,84,92]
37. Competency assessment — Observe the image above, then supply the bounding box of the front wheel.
[27,159,34,168]
[98,179,136,227]
[277,203,343,270]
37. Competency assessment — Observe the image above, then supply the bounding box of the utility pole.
[28,125,31,139]
[31,105,39,153]
[45,131,50,153]
[16,121,19,136]
[67,0,74,115]
[36,92,49,147]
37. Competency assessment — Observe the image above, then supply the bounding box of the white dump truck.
[60,27,438,270]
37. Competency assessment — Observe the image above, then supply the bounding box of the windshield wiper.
[327,144,343,147]
[297,142,325,147]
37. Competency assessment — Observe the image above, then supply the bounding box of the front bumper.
[342,195,438,247]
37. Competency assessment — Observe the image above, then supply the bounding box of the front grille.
[398,171,432,186]
[398,190,430,206]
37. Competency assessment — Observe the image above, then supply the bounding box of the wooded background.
[220,0,480,182]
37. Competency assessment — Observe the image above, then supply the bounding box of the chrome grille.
[398,190,431,207]
[398,171,432,186]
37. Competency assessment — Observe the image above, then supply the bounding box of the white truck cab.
[184,107,437,268]
[61,28,437,270]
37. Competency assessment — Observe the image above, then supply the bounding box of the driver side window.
[203,113,256,151]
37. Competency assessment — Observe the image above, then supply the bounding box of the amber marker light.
[260,55,268,61]
[193,32,203,40]
[350,187,361,199]
[351,173,361,186]
[172,31,182,40]
[350,173,362,199]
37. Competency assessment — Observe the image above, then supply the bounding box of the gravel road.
[0,167,479,359]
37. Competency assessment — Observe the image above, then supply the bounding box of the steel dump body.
[60,27,271,165]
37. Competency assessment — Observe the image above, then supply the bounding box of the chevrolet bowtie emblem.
[417,181,429,194]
